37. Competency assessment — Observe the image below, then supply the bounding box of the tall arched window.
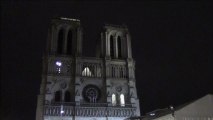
[120,94,125,106]
[110,35,114,58]
[67,30,72,55]
[55,91,62,102]
[117,36,122,58]
[112,94,116,106]
[57,29,64,54]
[64,91,71,102]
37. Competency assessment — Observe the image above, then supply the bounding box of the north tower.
[36,18,140,120]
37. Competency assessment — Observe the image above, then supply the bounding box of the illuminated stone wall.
[36,18,141,120]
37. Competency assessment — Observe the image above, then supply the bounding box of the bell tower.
[36,18,140,120]
[47,17,82,56]
[98,24,132,59]
[98,24,140,116]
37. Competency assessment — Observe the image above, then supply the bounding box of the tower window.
[110,35,114,58]
[64,91,71,102]
[55,91,62,102]
[57,29,64,54]
[82,67,92,77]
[112,94,116,106]
[67,30,72,55]
[117,36,122,58]
[120,94,125,106]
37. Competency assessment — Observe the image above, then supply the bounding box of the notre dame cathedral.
[36,17,140,120]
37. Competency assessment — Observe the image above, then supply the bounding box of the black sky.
[1,1,213,120]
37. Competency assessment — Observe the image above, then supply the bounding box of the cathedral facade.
[36,17,140,120]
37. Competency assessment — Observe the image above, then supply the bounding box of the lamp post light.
[60,105,64,117]
[170,105,174,117]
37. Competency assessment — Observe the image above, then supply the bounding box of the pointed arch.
[67,29,72,55]
[120,94,125,106]
[117,36,122,58]
[110,35,114,58]
[112,94,116,106]
[55,90,62,102]
[82,67,92,77]
[57,29,64,54]
[64,91,71,102]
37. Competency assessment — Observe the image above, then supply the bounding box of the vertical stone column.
[105,32,110,58]
[77,27,82,57]
[105,60,112,106]
[50,25,57,54]
[36,95,44,120]
[114,35,118,58]
[126,33,132,59]
[75,58,81,105]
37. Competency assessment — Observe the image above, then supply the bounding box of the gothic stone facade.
[36,18,140,120]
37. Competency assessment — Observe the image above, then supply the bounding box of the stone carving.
[80,78,84,84]
[83,85,100,103]
[116,86,122,92]
[75,90,80,96]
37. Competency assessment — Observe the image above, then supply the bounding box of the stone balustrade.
[44,104,136,117]
[76,58,103,78]
[46,56,128,79]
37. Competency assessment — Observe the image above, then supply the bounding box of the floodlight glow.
[150,113,155,116]
[56,61,62,66]
[60,17,80,22]
[61,110,64,114]
[60,105,64,114]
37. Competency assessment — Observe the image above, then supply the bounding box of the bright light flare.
[150,113,155,116]
[56,61,62,66]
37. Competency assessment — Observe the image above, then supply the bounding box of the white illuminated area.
[120,94,125,107]
[82,67,92,76]
[56,61,62,73]
[150,113,155,116]
[60,110,64,114]
[112,94,116,106]
[60,17,80,22]
[56,61,62,66]
[60,105,64,114]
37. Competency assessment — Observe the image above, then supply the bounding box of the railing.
[76,58,103,78]
[48,102,133,107]
[44,104,136,117]
[46,56,129,79]
[109,64,127,78]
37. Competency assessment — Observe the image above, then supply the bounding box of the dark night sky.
[1,1,213,120]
